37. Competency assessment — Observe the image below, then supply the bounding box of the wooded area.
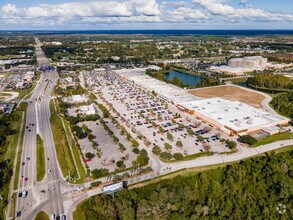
[75,150,293,219]
[271,92,293,119]
[247,74,292,89]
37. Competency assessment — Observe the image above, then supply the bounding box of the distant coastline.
[1,29,293,36]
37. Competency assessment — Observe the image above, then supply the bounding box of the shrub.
[173,153,184,160]
[90,181,101,188]
[160,152,172,160]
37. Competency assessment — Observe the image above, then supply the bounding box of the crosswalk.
[17,185,33,192]
[17,178,62,192]
[48,179,61,184]
[61,186,73,194]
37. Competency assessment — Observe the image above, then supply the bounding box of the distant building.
[94,68,106,74]
[228,56,267,68]
[148,65,162,71]
[51,41,62,46]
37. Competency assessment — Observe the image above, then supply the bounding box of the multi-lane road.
[14,38,68,219]
[11,38,293,220]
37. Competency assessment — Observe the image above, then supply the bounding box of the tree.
[173,153,184,160]
[176,140,183,148]
[85,152,94,160]
[112,135,119,143]
[152,145,162,155]
[116,160,125,169]
[164,142,172,151]
[187,129,195,135]
[239,135,258,145]
[227,141,237,150]
[91,168,109,178]
[136,149,149,166]
[178,123,185,130]
[132,147,140,154]
[131,138,139,148]
[167,132,173,141]
[198,135,205,142]
[160,151,172,160]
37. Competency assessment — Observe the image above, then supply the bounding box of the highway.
[14,38,69,219]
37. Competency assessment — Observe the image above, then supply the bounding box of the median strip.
[36,134,45,181]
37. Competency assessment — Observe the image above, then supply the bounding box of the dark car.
[18,192,22,198]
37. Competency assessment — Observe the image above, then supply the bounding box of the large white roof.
[180,98,287,132]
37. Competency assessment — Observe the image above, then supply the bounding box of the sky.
[0,0,293,30]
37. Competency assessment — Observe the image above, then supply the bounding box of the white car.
[22,191,28,198]
[50,214,55,220]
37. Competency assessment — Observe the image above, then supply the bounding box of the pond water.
[165,70,203,86]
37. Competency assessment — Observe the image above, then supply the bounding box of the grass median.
[35,211,49,220]
[36,134,45,181]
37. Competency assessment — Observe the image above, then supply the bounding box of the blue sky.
[0,0,293,30]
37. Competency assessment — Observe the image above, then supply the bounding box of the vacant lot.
[189,85,265,108]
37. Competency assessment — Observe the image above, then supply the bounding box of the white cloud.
[0,0,292,27]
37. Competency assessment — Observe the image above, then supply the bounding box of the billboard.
[103,181,125,193]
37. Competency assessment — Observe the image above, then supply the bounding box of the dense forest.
[76,150,293,220]
[247,73,292,89]
[0,114,17,217]
[271,92,293,119]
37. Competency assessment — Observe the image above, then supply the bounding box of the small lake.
[165,70,203,86]
[238,82,248,87]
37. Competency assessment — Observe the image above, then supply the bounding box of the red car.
[24,177,28,182]
[22,162,25,166]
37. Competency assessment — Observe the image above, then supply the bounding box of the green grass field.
[36,134,45,181]
[63,120,87,183]
[50,113,77,178]
[253,132,293,147]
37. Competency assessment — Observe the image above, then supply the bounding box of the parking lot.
[77,120,136,172]
[93,72,231,157]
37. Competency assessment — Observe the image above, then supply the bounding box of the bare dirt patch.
[188,85,265,108]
